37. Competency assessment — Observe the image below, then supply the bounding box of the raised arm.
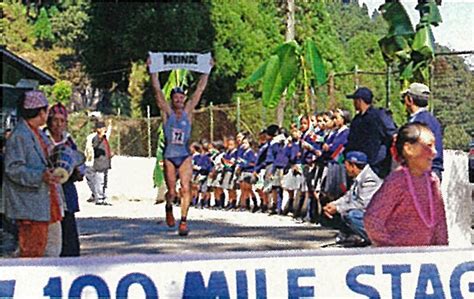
[147,58,171,117]
[185,59,214,113]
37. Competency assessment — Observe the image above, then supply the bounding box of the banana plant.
[162,69,190,99]
[379,0,442,88]
[245,39,326,112]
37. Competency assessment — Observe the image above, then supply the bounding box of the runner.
[147,56,213,236]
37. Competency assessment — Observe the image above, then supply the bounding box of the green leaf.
[245,60,268,85]
[416,0,442,27]
[412,25,435,60]
[273,41,300,86]
[261,41,299,109]
[379,35,412,63]
[162,69,189,99]
[262,55,280,108]
[304,39,327,86]
[380,2,415,37]
[287,79,297,100]
[400,61,414,81]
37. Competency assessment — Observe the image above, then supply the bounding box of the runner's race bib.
[171,128,185,145]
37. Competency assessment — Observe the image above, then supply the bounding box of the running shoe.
[178,221,189,236]
[165,205,175,227]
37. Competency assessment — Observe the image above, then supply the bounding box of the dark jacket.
[345,106,396,178]
[409,109,443,172]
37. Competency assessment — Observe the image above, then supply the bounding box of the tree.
[34,7,55,47]
[50,1,89,49]
[1,0,37,52]
[128,61,148,118]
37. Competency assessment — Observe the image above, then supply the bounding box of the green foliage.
[209,0,282,104]
[49,1,89,49]
[83,2,214,95]
[304,39,327,86]
[379,1,441,87]
[128,61,148,118]
[444,125,470,151]
[52,80,73,104]
[109,92,131,117]
[1,0,36,52]
[34,7,55,46]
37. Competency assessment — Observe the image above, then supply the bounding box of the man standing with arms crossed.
[148,56,213,236]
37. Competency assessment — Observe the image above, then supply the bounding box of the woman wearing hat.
[4,91,64,257]
[44,103,84,256]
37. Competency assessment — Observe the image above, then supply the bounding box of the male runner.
[148,56,213,236]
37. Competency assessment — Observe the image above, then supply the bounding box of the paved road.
[76,198,338,256]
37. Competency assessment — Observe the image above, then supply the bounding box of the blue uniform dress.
[163,111,192,167]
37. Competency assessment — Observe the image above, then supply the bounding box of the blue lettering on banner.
[0,280,16,298]
[44,277,62,298]
[450,261,474,298]
[346,265,380,299]
[255,269,267,299]
[415,264,445,299]
[382,264,411,299]
[236,270,248,299]
[69,275,110,298]
[116,273,158,299]
[287,268,315,299]
[183,271,230,298]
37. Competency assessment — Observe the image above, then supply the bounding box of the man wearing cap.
[4,90,64,257]
[401,82,444,180]
[345,87,396,178]
[148,57,213,236]
[321,151,383,247]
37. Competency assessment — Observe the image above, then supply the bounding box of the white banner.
[148,52,213,74]
[1,247,473,298]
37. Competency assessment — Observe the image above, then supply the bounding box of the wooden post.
[386,65,391,109]
[147,105,151,158]
[117,108,121,156]
[236,96,241,133]
[210,102,214,142]
[328,72,335,109]
[354,64,359,89]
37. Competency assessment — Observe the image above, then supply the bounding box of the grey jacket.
[333,164,383,215]
[4,120,64,221]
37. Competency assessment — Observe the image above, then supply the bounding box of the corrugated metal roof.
[1,46,56,85]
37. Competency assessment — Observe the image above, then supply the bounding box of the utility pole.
[276,0,295,127]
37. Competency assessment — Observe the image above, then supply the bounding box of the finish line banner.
[148,52,213,74]
[1,247,472,298]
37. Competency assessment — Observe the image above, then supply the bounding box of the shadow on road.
[78,217,337,256]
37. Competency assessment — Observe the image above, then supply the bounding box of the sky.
[360,0,474,52]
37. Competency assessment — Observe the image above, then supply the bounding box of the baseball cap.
[345,151,368,165]
[346,87,373,104]
[401,83,430,99]
[170,87,185,97]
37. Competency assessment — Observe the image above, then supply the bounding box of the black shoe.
[268,208,277,216]
[225,202,236,210]
[251,205,260,213]
[87,196,96,203]
[260,204,268,213]
[342,235,371,248]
